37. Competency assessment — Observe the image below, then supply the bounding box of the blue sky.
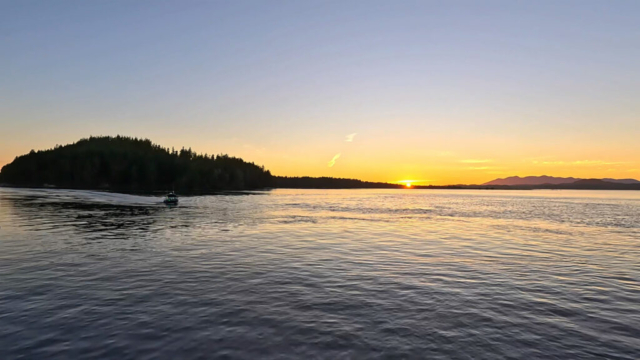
[2,0,639,183]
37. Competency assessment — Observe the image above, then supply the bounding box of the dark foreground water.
[0,188,639,359]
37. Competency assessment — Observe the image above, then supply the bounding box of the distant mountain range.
[484,176,640,186]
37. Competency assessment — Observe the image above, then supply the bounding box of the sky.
[1,0,639,185]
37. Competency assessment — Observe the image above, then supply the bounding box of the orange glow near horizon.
[1,133,639,186]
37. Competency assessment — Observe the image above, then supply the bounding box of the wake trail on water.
[0,188,163,206]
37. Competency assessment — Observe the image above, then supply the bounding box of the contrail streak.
[328,153,341,167]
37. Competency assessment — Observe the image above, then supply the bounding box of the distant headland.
[1,136,638,192]
[484,175,640,186]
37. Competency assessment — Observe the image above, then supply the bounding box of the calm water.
[0,188,639,359]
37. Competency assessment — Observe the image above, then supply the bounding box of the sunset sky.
[2,1,639,185]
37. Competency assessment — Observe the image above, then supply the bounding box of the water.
[0,188,639,359]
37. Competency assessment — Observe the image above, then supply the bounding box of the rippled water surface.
[1,188,639,359]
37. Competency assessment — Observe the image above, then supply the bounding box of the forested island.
[0,136,272,193]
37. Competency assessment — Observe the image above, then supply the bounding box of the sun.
[398,179,423,188]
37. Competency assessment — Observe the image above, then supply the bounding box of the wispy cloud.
[461,159,492,164]
[468,166,492,170]
[345,133,357,142]
[573,160,624,166]
[533,160,625,166]
[328,153,341,167]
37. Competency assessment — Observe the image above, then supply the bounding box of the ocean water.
[0,187,638,359]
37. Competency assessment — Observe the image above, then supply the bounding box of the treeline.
[273,176,404,189]
[0,136,272,193]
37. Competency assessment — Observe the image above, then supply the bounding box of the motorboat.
[163,192,178,205]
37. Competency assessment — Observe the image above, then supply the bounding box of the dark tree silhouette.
[0,136,273,193]
[273,176,404,189]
